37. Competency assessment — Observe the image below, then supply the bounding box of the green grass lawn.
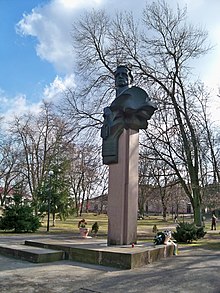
[38,213,177,235]
[185,232,220,250]
[43,213,109,235]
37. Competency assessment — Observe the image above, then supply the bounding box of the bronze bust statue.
[101,66,157,165]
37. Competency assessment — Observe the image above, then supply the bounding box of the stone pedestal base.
[107,129,139,245]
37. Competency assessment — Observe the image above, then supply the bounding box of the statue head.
[114,65,133,89]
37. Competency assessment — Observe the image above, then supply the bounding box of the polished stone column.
[107,129,139,245]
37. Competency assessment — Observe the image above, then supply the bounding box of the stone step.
[0,243,65,263]
[24,239,176,269]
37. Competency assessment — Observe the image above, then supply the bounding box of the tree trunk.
[161,195,167,221]
[192,188,202,226]
[162,205,167,221]
[52,212,56,227]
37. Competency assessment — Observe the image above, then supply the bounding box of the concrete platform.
[24,238,175,269]
[0,243,65,263]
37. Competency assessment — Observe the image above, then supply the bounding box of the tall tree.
[0,135,24,206]
[8,102,74,214]
[69,143,102,216]
[69,1,211,225]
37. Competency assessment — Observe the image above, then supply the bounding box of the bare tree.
[0,136,24,206]
[8,102,74,214]
[68,143,103,216]
[69,1,212,225]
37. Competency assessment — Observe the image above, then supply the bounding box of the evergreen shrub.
[0,195,41,233]
[173,222,206,243]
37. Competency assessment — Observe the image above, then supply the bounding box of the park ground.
[0,213,220,252]
[0,214,219,292]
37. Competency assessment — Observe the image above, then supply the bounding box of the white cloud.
[180,0,204,10]
[16,0,103,73]
[43,73,76,100]
[0,90,42,128]
[56,0,102,9]
[0,73,75,127]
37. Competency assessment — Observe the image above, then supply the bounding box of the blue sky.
[0,0,53,100]
[0,0,220,121]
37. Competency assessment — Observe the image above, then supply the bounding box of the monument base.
[19,238,176,269]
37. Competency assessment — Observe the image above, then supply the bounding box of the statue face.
[115,67,131,88]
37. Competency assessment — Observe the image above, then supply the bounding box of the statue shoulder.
[122,86,150,101]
